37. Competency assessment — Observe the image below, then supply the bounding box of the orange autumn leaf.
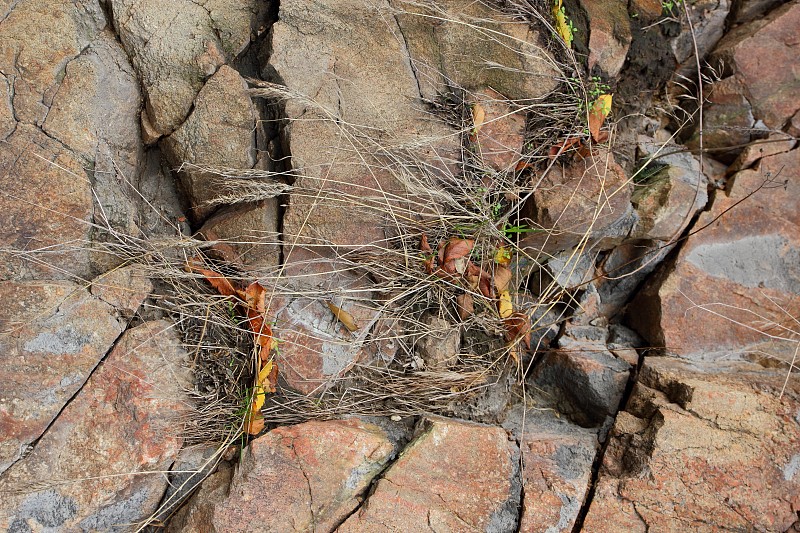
[442,238,474,263]
[186,259,238,297]
[504,312,532,350]
[327,301,360,332]
[243,281,266,313]
[245,409,265,435]
[548,136,582,159]
[514,160,535,172]
[470,103,486,141]
[588,94,612,143]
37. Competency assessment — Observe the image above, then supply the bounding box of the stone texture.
[711,1,800,129]
[582,357,800,531]
[90,265,152,315]
[631,164,707,240]
[339,417,520,532]
[471,89,527,172]
[167,467,234,533]
[163,65,257,221]
[502,407,598,533]
[273,248,382,395]
[532,329,632,427]
[670,0,730,76]
[198,201,281,269]
[0,125,93,281]
[416,313,461,370]
[520,148,634,254]
[110,0,255,135]
[581,0,633,77]
[212,419,395,532]
[0,0,106,126]
[629,149,800,360]
[394,0,560,102]
[271,0,460,248]
[687,76,755,163]
[0,280,124,474]
[0,320,190,531]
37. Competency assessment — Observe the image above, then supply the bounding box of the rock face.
[339,417,521,532]
[110,0,255,136]
[583,357,800,531]
[212,419,395,532]
[0,280,124,474]
[270,248,383,394]
[163,65,258,221]
[629,148,800,359]
[521,149,634,253]
[0,321,190,531]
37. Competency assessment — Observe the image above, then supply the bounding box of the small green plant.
[661,0,683,16]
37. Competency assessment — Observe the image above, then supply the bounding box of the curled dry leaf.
[245,410,264,435]
[588,94,612,143]
[186,258,239,297]
[548,136,582,159]
[327,301,360,332]
[493,265,512,293]
[471,103,486,139]
[504,312,532,350]
[443,238,474,263]
[456,293,474,320]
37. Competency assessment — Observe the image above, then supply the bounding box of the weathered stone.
[628,149,800,360]
[110,0,255,135]
[416,313,460,370]
[198,201,281,269]
[532,332,631,427]
[90,265,153,315]
[212,419,394,532]
[581,0,632,77]
[167,467,234,533]
[271,0,460,248]
[163,65,257,221]
[628,0,664,22]
[0,320,190,530]
[546,249,596,290]
[711,1,800,129]
[394,0,560,102]
[731,0,786,22]
[0,281,124,474]
[0,73,15,140]
[687,76,755,162]
[520,148,634,253]
[471,89,527,172]
[0,0,105,126]
[339,417,520,532]
[272,248,380,394]
[503,407,598,533]
[729,131,797,173]
[671,0,730,76]
[0,125,93,281]
[582,357,800,531]
[631,165,707,240]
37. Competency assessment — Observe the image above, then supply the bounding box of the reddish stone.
[628,149,800,359]
[712,1,800,129]
[0,281,124,474]
[272,247,381,394]
[339,417,520,532]
[90,265,153,315]
[582,357,800,531]
[198,201,281,269]
[582,0,632,77]
[0,321,190,530]
[0,125,92,281]
[472,89,527,172]
[212,419,394,532]
[520,148,633,253]
[686,76,754,162]
[516,417,597,532]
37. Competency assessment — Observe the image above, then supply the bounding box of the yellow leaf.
[498,290,513,318]
[471,104,486,135]
[252,360,275,412]
[327,301,360,332]
[494,246,512,267]
[553,0,574,48]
